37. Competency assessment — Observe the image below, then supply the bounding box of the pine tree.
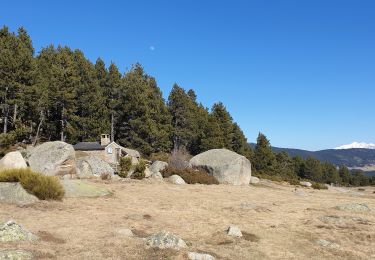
[211,102,234,149]
[302,157,323,182]
[253,133,277,175]
[338,165,350,185]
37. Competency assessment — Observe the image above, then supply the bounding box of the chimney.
[101,134,110,146]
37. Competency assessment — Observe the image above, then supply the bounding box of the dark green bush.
[161,166,219,185]
[119,157,132,178]
[131,160,147,180]
[311,182,328,190]
[0,168,65,200]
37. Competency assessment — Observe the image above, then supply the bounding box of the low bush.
[149,152,169,163]
[161,166,219,185]
[0,168,65,200]
[168,147,191,169]
[131,160,147,180]
[119,157,132,178]
[311,182,328,190]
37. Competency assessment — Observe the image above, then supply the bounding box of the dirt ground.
[1,179,374,260]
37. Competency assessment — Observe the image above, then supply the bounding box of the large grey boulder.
[190,149,251,185]
[0,183,38,205]
[146,231,187,250]
[61,180,110,198]
[0,220,38,242]
[27,141,76,177]
[150,161,168,174]
[76,156,114,179]
[0,151,27,171]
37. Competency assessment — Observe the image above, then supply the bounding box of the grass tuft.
[0,168,65,200]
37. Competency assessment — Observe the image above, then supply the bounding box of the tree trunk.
[13,104,17,126]
[3,105,9,134]
[111,112,114,142]
[33,111,44,146]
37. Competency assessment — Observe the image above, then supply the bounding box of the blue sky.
[1,0,374,150]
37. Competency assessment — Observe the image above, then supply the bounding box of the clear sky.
[1,0,374,151]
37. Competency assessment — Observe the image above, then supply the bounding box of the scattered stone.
[0,151,27,171]
[188,252,215,260]
[27,141,76,177]
[146,230,187,250]
[335,203,371,212]
[294,191,308,197]
[76,156,114,179]
[0,183,39,205]
[150,161,168,174]
[319,215,369,224]
[190,149,252,185]
[315,239,340,249]
[300,181,312,187]
[0,220,38,242]
[117,228,134,237]
[61,180,110,198]
[250,176,260,184]
[227,225,242,238]
[168,175,186,185]
[151,172,163,179]
[0,250,33,260]
[144,167,152,178]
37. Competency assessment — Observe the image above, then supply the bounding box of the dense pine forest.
[0,26,373,186]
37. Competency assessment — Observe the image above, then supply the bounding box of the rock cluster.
[146,231,187,250]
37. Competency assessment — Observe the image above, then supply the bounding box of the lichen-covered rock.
[0,220,38,242]
[150,161,168,174]
[0,250,33,260]
[335,203,371,212]
[227,225,242,237]
[188,252,215,260]
[27,141,76,177]
[315,239,340,249]
[190,149,251,185]
[76,156,114,179]
[0,183,39,205]
[168,175,186,185]
[0,151,27,171]
[146,231,187,250]
[61,180,110,198]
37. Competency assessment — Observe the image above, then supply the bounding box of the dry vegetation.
[0,168,64,200]
[0,179,375,259]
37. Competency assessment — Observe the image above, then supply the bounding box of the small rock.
[0,250,33,260]
[188,252,215,260]
[335,203,371,212]
[146,230,187,250]
[300,181,312,187]
[150,161,168,173]
[151,172,163,179]
[144,167,152,178]
[0,220,38,242]
[316,239,340,249]
[250,176,260,184]
[295,191,308,197]
[168,175,186,185]
[227,225,242,238]
[117,228,134,237]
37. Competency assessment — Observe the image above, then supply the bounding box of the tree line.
[0,26,251,158]
[253,133,375,186]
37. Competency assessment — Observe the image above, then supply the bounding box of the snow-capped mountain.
[335,142,375,150]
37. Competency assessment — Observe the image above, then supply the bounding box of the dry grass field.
[1,179,374,259]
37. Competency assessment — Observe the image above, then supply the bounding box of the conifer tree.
[253,133,277,174]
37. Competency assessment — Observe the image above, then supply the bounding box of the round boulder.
[27,141,76,177]
[0,151,27,171]
[76,156,114,179]
[150,161,168,174]
[168,175,186,185]
[190,149,251,185]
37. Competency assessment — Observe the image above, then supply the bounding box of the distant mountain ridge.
[249,143,375,173]
[335,142,375,150]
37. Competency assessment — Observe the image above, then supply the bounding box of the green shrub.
[119,157,132,178]
[161,166,219,185]
[289,179,300,186]
[312,182,328,190]
[131,160,147,180]
[0,168,65,200]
